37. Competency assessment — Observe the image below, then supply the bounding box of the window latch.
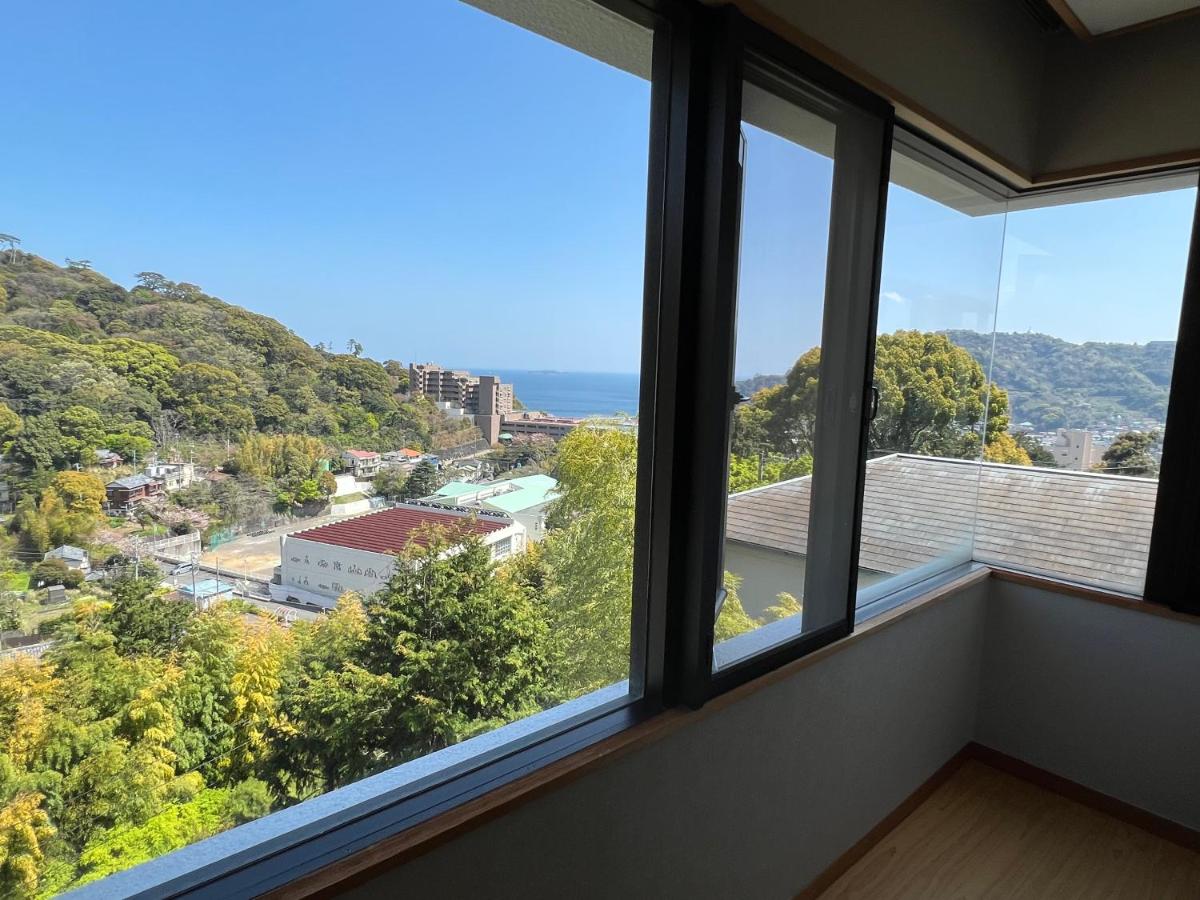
[869,384,880,421]
[731,388,749,410]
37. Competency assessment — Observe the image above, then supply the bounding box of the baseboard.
[793,745,973,899]
[966,741,1200,853]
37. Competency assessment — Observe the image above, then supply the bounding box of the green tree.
[1014,432,1057,467]
[0,402,20,446]
[372,466,408,500]
[743,331,1013,462]
[540,428,637,694]
[1098,430,1158,477]
[401,460,438,499]
[273,529,551,791]
[104,570,193,658]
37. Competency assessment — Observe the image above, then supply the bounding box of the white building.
[270,502,525,608]
[1050,428,1094,470]
[341,449,381,478]
[144,461,196,493]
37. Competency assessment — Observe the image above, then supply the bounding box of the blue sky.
[6,1,1197,379]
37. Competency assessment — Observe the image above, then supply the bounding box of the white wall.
[345,583,989,899]
[279,536,396,605]
[977,579,1200,830]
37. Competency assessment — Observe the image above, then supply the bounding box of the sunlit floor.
[819,759,1200,899]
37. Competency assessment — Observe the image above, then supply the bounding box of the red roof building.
[271,503,525,608]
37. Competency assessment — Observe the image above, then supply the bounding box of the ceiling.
[1049,0,1200,37]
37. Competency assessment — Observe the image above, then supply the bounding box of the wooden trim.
[262,568,990,898]
[965,742,1200,853]
[1032,147,1200,186]
[723,0,1034,188]
[988,567,1200,626]
[793,746,974,900]
[1092,5,1200,40]
[260,707,693,899]
[263,566,1195,898]
[1044,0,1092,40]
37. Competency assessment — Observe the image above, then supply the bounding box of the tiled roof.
[725,454,1157,594]
[344,449,380,460]
[108,474,156,490]
[291,504,510,555]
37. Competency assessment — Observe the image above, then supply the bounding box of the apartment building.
[410,363,515,443]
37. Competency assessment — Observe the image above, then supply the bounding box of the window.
[979,176,1198,594]
[1,0,656,893]
[716,81,836,657]
[855,139,1008,609]
[856,131,1198,602]
[3,1,1198,895]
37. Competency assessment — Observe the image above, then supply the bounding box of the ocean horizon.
[459,368,640,419]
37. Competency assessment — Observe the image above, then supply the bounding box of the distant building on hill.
[409,363,515,444]
[270,503,525,608]
[94,449,124,468]
[1051,429,1095,470]
[144,461,196,492]
[106,473,164,512]
[43,545,90,573]
[501,412,581,439]
[341,449,381,478]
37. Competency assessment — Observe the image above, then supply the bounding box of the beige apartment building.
[409,363,515,443]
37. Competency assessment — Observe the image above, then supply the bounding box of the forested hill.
[944,330,1174,431]
[0,253,473,472]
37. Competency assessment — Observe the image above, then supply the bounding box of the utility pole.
[190,551,199,610]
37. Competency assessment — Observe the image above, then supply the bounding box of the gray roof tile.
[724,454,1156,594]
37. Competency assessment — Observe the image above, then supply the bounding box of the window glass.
[978,178,1198,594]
[0,0,651,890]
[854,149,1008,608]
[715,80,837,666]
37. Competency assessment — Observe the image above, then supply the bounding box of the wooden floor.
[818,759,1200,899]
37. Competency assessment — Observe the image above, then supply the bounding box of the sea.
[480,369,640,419]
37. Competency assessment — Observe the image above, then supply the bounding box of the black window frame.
[670,9,894,704]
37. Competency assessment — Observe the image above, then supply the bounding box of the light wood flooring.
[818,759,1200,899]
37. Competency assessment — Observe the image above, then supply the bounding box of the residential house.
[93,449,124,468]
[43,545,91,574]
[144,461,196,493]
[341,449,381,478]
[105,473,164,512]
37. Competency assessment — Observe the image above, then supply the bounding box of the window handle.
[731,388,749,410]
[869,384,880,421]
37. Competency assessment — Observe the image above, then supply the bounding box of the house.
[93,449,124,468]
[270,502,525,608]
[0,479,11,514]
[105,473,163,512]
[43,545,91,574]
[144,461,196,493]
[381,448,424,471]
[724,454,1158,617]
[340,449,381,478]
